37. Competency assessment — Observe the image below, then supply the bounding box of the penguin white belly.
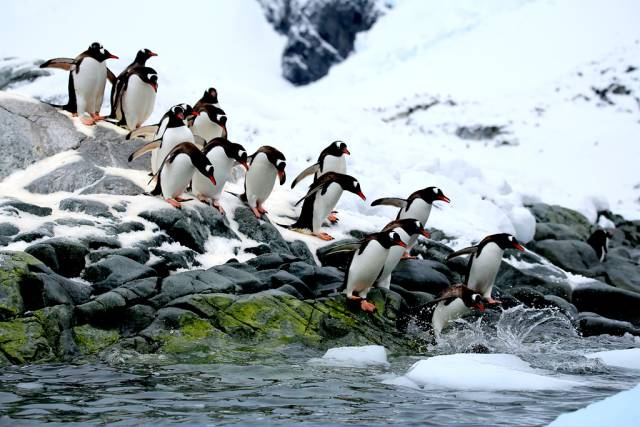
[346,242,388,297]
[191,115,224,142]
[245,154,276,207]
[122,75,156,129]
[192,147,234,199]
[318,155,346,177]
[153,127,194,174]
[467,243,503,298]
[376,228,411,289]
[432,298,469,337]
[400,199,431,248]
[73,58,107,116]
[160,154,194,199]
[311,183,343,232]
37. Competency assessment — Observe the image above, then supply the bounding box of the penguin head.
[380,231,407,249]
[489,233,525,251]
[138,67,158,92]
[229,142,249,171]
[88,42,118,62]
[203,87,218,103]
[326,140,350,156]
[136,48,158,62]
[149,74,158,92]
[167,105,186,125]
[417,186,450,204]
[468,293,486,312]
[276,159,287,185]
[400,219,430,239]
[341,176,366,201]
[192,155,217,187]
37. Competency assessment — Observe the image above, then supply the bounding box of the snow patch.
[309,345,389,367]
[585,348,640,370]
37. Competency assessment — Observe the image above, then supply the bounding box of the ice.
[389,353,581,391]
[547,383,640,427]
[508,206,536,243]
[585,348,640,370]
[309,345,389,367]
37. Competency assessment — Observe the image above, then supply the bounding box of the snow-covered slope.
[1,0,639,250]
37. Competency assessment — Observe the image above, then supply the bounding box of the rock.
[276,284,305,299]
[149,269,235,308]
[282,261,344,295]
[12,226,54,243]
[246,253,298,270]
[148,247,197,276]
[80,175,143,196]
[534,222,583,241]
[0,316,52,364]
[455,125,504,140]
[80,234,121,250]
[527,203,592,239]
[82,255,156,294]
[0,223,19,236]
[495,260,573,300]
[507,287,550,309]
[139,204,238,253]
[25,238,89,277]
[73,324,120,354]
[233,206,291,255]
[602,255,640,293]
[75,291,127,326]
[109,221,145,235]
[544,295,578,318]
[55,218,95,227]
[59,198,113,219]
[533,239,603,276]
[121,304,156,336]
[209,265,264,293]
[244,244,272,256]
[33,304,78,359]
[572,281,640,324]
[88,247,150,265]
[390,259,451,294]
[288,240,316,265]
[0,200,52,217]
[0,58,51,90]
[576,312,640,337]
[26,161,105,194]
[255,270,314,299]
[316,238,358,270]
[76,131,148,171]
[0,251,44,320]
[390,285,434,309]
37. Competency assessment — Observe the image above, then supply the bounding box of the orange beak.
[192,110,200,117]
[176,112,184,120]
[357,191,366,201]
[108,54,119,59]
[394,238,407,248]
[513,243,525,251]
[209,176,217,186]
[240,161,249,171]
[151,83,158,92]
[421,229,430,238]
[149,51,158,57]
[342,147,350,155]
[438,195,451,203]
[278,169,286,185]
[476,303,485,312]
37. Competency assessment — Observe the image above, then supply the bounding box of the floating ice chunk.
[585,348,640,370]
[508,206,536,243]
[310,345,389,367]
[547,383,640,427]
[393,353,581,391]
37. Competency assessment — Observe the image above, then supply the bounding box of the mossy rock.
[0,316,53,364]
[73,324,120,354]
[0,251,44,320]
[528,203,592,239]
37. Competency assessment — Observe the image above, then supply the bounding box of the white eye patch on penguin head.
[276,159,286,170]
[205,165,214,175]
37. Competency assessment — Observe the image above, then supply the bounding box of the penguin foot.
[327,213,339,223]
[91,113,106,121]
[401,251,416,260]
[360,300,376,312]
[165,198,182,209]
[80,116,95,126]
[210,199,225,214]
[315,232,335,241]
[257,205,268,214]
[251,207,262,218]
[175,196,193,203]
[486,298,502,305]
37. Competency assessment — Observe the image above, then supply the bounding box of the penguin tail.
[148,174,162,196]
[225,190,247,202]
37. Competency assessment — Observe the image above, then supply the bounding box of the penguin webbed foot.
[360,300,376,312]
[251,207,262,219]
[315,232,335,241]
[80,116,95,126]
[175,196,193,203]
[401,251,416,260]
[486,298,502,306]
[327,213,339,223]
[165,198,182,209]
[257,205,268,214]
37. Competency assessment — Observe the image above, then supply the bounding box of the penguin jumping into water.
[242,146,286,219]
[587,229,612,262]
[40,42,118,125]
[284,172,366,241]
[113,66,158,130]
[109,48,157,120]
[191,137,249,214]
[191,104,228,142]
[149,142,216,209]
[371,186,450,257]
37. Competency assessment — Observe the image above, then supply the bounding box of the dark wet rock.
[533,239,603,277]
[25,238,89,277]
[544,295,579,318]
[527,203,592,239]
[277,284,305,299]
[244,244,272,256]
[82,255,156,294]
[316,237,358,270]
[246,253,298,270]
[0,316,52,364]
[576,312,640,337]
[59,198,113,219]
[148,247,198,276]
[534,222,583,241]
[495,260,573,300]
[287,240,316,265]
[602,255,640,293]
[572,281,640,324]
[0,200,52,217]
[209,265,264,293]
[88,247,150,265]
[33,304,78,359]
[76,131,148,171]
[80,235,121,250]
[233,206,291,255]
[255,270,314,299]
[149,270,235,308]
[390,285,435,308]
[0,223,19,236]
[0,236,10,247]
[282,261,344,296]
[108,221,145,235]
[455,125,504,140]
[0,251,44,320]
[112,202,127,213]
[26,161,105,194]
[80,175,143,196]
[55,218,95,227]
[12,226,54,243]
[507,287,549,309]
[222,261,258,273]
[139,204,238,253]
[0,58,51,90]
[390,259,451,294]
[121,304,156,336]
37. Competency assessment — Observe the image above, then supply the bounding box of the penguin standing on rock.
[191,104,228,142]
[149,142,216,209]
[109,48,157,120]
[587,229,612,261]
[284,172,366,241]
[125,103,197,142]
[114,66,158,130]
[192,137,249,213]
[40,42,118,125]
[323,230,407,312]
[242,146,286,219]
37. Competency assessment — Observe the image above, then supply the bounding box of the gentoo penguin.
[587,229,612,262]
[40,42,118,125]
[291,141,350,188]
[125,103,197,142]
[242,146,286,219]
[285,172,366,241]
[192,137,249,213]
[114,66,158,129]
[193,87,220,111]
[371,186,450,256]
[325,230,406,312]
[109,48,157,119]
[190,104,228,142]
[127,105,195,174]
[149,142,216,209]
[374,218,430,290]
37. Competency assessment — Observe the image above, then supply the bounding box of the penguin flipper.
[126,125,159,141]
[290,163,320,189]
[128,140,161,162]
[322,242,361,256]
[294,182,326,207]
[371,197,407,208]
[40,57,76,71]
[446,246,478,260]
[106,68,117,85]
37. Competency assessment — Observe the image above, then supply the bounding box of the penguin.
[193,87,220,111]
[127,105,195,174]
[285,172,366,241]
[374,218,431,290]
[290,140,350,188]
[40,42,118,125]
[109,48,157,119]
[587,229,612,262]
[125,103,198,142]
[371,186,450,256]
[242,146,286,219]
[149,142,216,209]
[190,104,228,142]
[325,230,407,312]
[115,66,158,130]
[191,137,249,213]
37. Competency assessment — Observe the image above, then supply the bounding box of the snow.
[309,345,389,367]
[547,383,640,427]
[387,353,582,391]
[585,348,640,370]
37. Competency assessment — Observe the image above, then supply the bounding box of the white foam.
[585,348,640,370]
[309,345,389,368]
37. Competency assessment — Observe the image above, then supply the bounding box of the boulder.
[390,259,451,294]
[209,265,264,293]
[246,253,298,270]
[82,255,156,294]
[495,260,573,300]
[0,223,19,237]
[0,58,50,90]
[0,316,52,364]
[149,269,235,308]
[80,175,143,196]
[88,247,150,265]
[283,261,344,296]
[533,239,603,276]
[59,198,113,219]
[148,247,197,275]
[233,206,291,255]
[25,238,89,277]
[576,312,640,337]
[534,222,583,241]
[527,203,592,239]
[0,199,52,217]
[121,304,156,336]
[26,161,105,194]
[0,251,44,320]
[33,304,78,358]
[571,281,640,324]
[602,255,640,293]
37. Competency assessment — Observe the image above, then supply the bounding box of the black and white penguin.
[242,146,286,219]
[109,48,157,119]
[371,186,450,255]
[125,103,197,141]
[40,42,118,125]
[375,218,430,289]
[290,140,350,189]
[190,104,228,142]
[191,137,249,213]
[285,172,366,241]
[193,87,220,111]
[113,66,158,130]
[149,142,216,209]
[587,229,612,262]
[325,230,406,312]
[127,105,195,174]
